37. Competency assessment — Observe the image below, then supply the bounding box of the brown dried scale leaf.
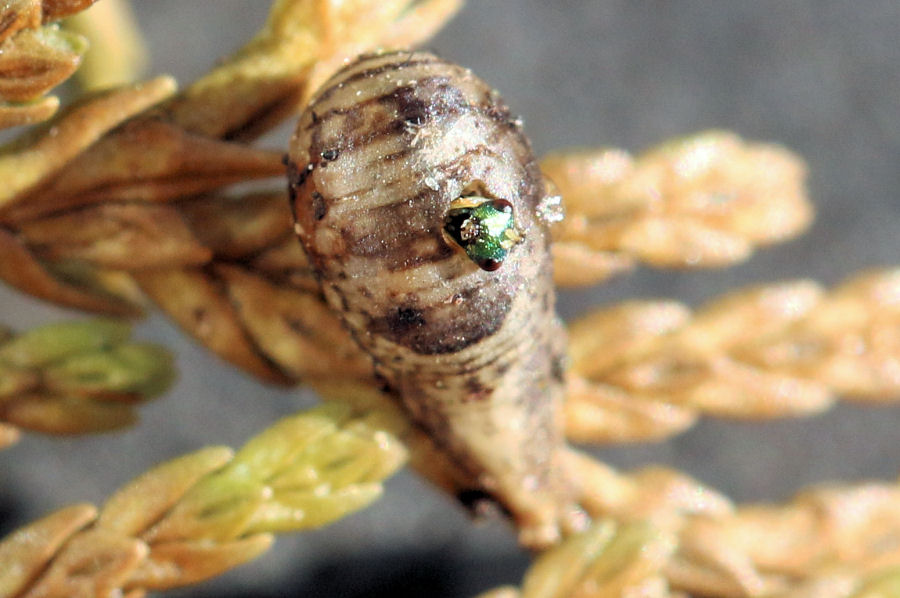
[0,0,41,44]
[560,413,900,595]
[0,75,176,210]
[161,0,319,139]
[564,377,696,444]
[773,577,861,598]
[0,26,86,103]
[7,119,285,221]
[546,131,813,287]
[250,236,318,291]
[44,260,148,309]
[0,94,58,129]
[21,529,147,598]
[562,457,752,595]
[604,354,831,418]
[128,536,273,590]
[542,147,637,220]
[214,264,370,382]
[135,267,292,384]
[18,203,212,268]
[0,227,138,314]
[118,192,316,383]
[553,450,900,597]
[0,504,96,597]
[179,192,293,259]
[613,217,752,267]
[41,0,98,22]
[682,280,825,351]
[732,482,900,576]
[1,393,137,434]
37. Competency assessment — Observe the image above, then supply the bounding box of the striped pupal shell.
[288,51,581,546]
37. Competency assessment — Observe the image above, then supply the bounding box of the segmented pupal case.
[288,51,581,546]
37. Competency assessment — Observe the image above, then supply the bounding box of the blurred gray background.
[2,1,899,596]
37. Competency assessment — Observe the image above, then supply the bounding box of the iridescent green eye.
[444,197,522,271]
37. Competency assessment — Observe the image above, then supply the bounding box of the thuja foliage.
[1,2,899,598]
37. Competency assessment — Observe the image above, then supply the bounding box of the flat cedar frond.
[475,520,676,598]
[562,452,900,598]
[478,505,900,598]
[565,269,900,444]
[0,319,174,447]
[545,131,813,287]
[0,403,408,597]
[1,3,898,597]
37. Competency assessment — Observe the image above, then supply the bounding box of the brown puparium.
[289,50,585,546]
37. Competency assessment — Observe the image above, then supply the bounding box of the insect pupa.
[288,50,582,546]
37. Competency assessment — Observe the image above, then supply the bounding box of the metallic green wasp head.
[444,197,523,271]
